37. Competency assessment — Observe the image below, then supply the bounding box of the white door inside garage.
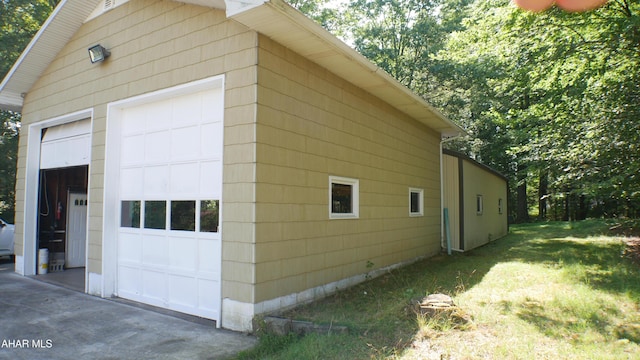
[115,86,223,322]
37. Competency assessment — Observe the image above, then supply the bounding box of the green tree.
[295,0,640,221]
[436,0,640,220]
[287,0,343,34]
[0,0,58,221]
[0,115,19,222]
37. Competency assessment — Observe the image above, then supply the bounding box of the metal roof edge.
[442,148,508,181]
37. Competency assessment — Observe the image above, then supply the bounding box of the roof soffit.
[0,0,103,112]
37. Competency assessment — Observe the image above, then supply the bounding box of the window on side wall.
[409,188,424,217]
[498,198,503,214]
[329,176,359,219]
[476,195,484,215]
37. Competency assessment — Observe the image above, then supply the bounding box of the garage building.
[0,0,465,331]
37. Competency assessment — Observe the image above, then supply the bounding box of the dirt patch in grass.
[622,238,640,265]
[608,221,640,265]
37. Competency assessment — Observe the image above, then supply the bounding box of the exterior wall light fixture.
[88,44,110,63]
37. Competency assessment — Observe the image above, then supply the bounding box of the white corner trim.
[225,0,268,17]
[14,256,24,275]
[222,299,255,331]
[88,272,102,296]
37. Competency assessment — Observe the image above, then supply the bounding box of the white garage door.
[116,88,223,321]
[40,119,91,169]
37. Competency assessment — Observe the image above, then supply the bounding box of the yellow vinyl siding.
[16,0,258,302]
[444,150,508,252]
[462,161,508,249]
[254,35,441,303]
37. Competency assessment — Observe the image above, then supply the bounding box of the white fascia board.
[0,0,102,112]
[0,0,70,99]
[225,0,268,17]
[0,92,24,113]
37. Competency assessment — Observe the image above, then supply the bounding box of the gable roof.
[0,0,101,112]
[0,0,464,136]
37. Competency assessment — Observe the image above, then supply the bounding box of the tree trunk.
[578,195,587,220]
[538,172,547,221]
[516,179,529,223]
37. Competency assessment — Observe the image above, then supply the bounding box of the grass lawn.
[235,220,640,359]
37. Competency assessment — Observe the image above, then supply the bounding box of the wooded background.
[1,0,638,223]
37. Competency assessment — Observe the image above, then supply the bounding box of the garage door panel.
[118,232,142,262]
[198,239,220,274]
[172,95,202,127]
[199,161,222,197]
[168,275,197,307]
[201,90,222,122]
[200,123,223,157]
[169,236,197,270]
[142,269,166,300]
[145,103,172,132]
[121,134,145,165]
[198,278,220,312]
[142,234,168,266]
[145,131,171,163]
[41,134,91,169]
[122,106,147,136]
[118,265,141,296]
[120,168,144,197]
[170,163,199,195]
[144,166,169,195]
[117,86,222,323]
[171,126,201,160]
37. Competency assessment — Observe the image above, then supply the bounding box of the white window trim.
[409,188,424,217]
[477,195,484,215]
[329,176,359,219]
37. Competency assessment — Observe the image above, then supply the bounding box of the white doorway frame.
[20,109,93,290]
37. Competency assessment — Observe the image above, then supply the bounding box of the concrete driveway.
[0,258,256,360]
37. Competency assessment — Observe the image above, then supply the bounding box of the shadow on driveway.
[0,257,256,359]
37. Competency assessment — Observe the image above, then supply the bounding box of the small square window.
[171,201,196,231]
[409,188,424,216]
[120,200,140,228]
[329,176,359,219]
[476,195,484,215]
[145,201,167,229]
[200,200,220,233]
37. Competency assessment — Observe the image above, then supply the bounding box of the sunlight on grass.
[401,226,640,360]
[236,221,640,360]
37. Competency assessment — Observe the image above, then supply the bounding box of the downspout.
[440,133,463,255]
